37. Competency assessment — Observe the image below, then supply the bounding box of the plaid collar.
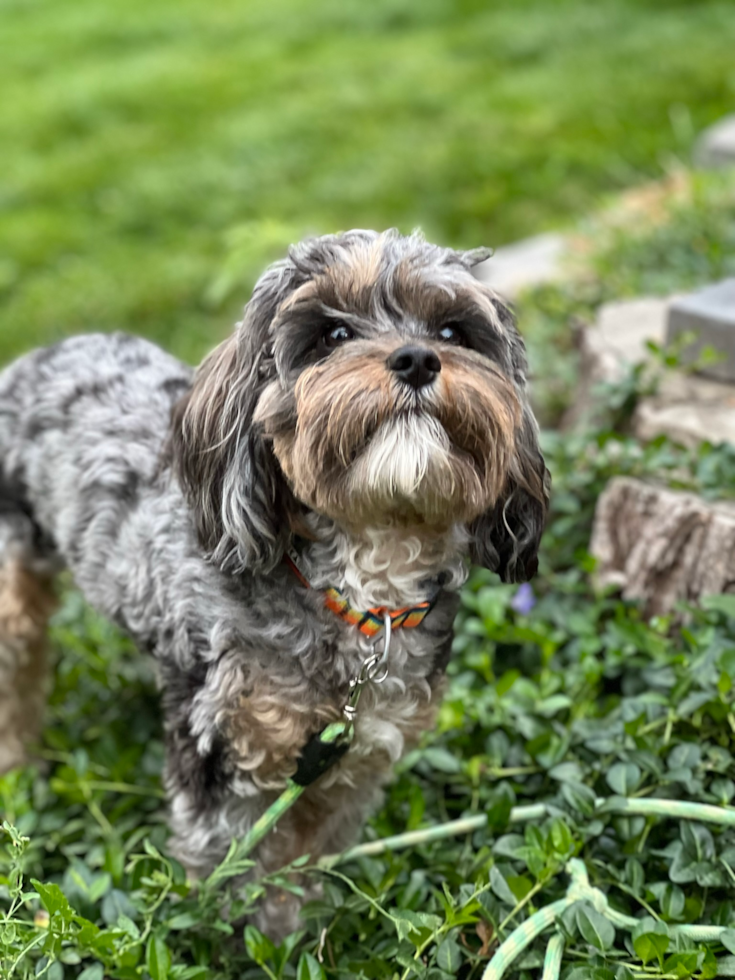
[284,546,439,638]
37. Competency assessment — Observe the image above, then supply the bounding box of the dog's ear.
[469,408,550,582]
[461,282,550,583]
[168,262,302,574]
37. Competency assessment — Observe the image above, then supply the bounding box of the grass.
[2,0,735,364]
[4,0,735,976]
[3,166,735,978]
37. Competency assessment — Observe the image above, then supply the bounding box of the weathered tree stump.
[590,476,735,616]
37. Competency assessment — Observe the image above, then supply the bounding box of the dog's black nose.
[387,346,441,389]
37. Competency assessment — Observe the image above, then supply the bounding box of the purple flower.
[510,582,536,615]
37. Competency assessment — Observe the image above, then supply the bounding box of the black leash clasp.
[292,728,351,787]
[291,615,393,788]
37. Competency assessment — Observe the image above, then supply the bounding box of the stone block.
[472,233,567,300]
[634,371,735,447]
[561,297,668,429]
[563,292,735,446]
[693,114,735,169]
[584,297,669,384]
[666,279,735,382]
[590,476,735,616]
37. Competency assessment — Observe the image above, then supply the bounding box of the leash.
[233,720,352,859]
[233,547,440,859]
[233,609,395,858]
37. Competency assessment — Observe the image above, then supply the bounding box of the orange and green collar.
[284,547,439,638]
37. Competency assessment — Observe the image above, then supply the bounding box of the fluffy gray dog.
[0,230,549,935]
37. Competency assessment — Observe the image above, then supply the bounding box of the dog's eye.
[437,322,467,346]
[321,324,354,350]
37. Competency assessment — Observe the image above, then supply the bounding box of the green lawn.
[5,4,735,977]
[1,0,735,363]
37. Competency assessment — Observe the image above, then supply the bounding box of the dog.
[0,229,549,936]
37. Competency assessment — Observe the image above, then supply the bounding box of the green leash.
[229,714,735,979]
[234,720,353,858]
[482,858,733,980]
[226,601,735,980]
[233,611,393,859]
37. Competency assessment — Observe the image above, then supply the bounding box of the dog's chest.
[307,623,446,794]
[293,525,465,761]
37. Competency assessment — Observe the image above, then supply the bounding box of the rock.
[561,297,668,429]
[693,114,735,169]
[472,233,567,300]
[666,279,735,382]
[634,371,735,447]
[562,291,735,446]
[590,476,735,616]
[583,298,669,384]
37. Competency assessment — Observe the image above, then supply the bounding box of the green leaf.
[662,951,701,976]
[702,594,735,618]
[566,968,616,980]
[116,914,140,940]
[394,909,442,944]
[650,882,685,920]
[166,912,200,931]
[77,966,104,980]
[421,747,461,774]
[146,935,172,980]
[486,783,515,830]
[244,925,276,964]
[489,865,517,906]
[633,931,670,966]
[436,938,463,972]
[721,930,735,955]
[561,781,597,816]
[87,872,112,903]
[549,816,574,855]
[32,880,73,918]
[493,834,525,859]
[624,858,644,894]
[100,888,137,926]
[143,840,165,861]
[506,875,533,901]
[605,762,641,796]
[576,903,615,951]
[614,968,635,980]
[667,743,701,770]
[681,821,714,861]
[297,952,326,980]
[549,761,584,783]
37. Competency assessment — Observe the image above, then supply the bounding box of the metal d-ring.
[366,612,392,684]
[343,614,393,726]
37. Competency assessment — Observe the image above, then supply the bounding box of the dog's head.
[169,230,550,581]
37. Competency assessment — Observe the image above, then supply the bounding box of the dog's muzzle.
[387,345,442,390]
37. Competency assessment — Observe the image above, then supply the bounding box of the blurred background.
[1,0,734,365]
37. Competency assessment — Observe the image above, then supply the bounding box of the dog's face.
[255,251,524,530]
[170,231,549,581]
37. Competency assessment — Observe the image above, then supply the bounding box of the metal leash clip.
[343,613,392,728]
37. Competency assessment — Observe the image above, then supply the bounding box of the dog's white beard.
[349,415,457,511]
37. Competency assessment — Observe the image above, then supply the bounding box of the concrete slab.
[564,294,735,447]
[634,371,735,448]
[694,115,735,169]
[667,279,735,382]
[586,297,669,384]
[561,297,669,428]
[472,233,567,300]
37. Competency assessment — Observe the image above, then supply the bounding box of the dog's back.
[0,332,192,769]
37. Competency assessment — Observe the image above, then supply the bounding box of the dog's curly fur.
[0,229,549,936]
